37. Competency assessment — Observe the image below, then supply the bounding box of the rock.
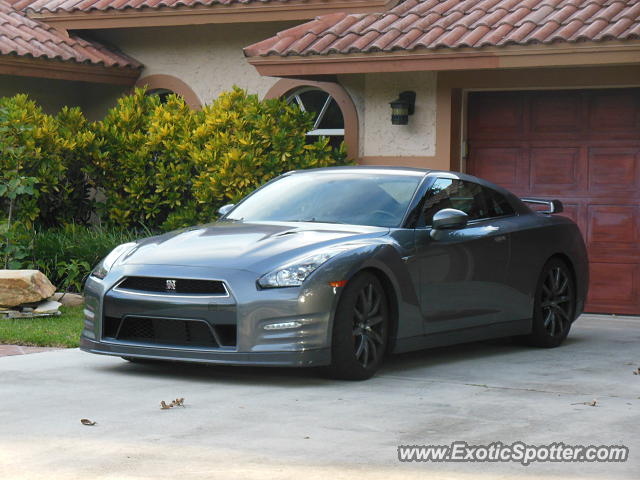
[49,292,84,307]
[33,300,62,314]
[0,270,56,308]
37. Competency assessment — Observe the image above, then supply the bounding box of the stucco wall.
[0,75,125,118]
[364,72,436,158]
[0,76,76,112]
[338,72,437,159]
[95,22,297,106]
[80,83,129,120]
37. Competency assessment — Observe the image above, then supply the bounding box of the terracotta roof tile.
[369,27,402,49]
[595,15,633,37]
[15,0,335,14]
[0,0,141,67]
[245,0,640,57]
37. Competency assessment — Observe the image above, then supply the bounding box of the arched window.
[287,87,345,150]
[265,79,359,160]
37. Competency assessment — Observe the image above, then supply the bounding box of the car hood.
[120,221,389,272]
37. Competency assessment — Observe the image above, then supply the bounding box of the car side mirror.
[432,208,468,230]
[218,204,235,217]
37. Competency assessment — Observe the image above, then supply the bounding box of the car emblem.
[166,279,177,291]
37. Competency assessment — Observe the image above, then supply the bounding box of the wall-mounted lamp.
[390,91,416,125]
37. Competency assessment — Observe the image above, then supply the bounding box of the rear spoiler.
[521,198,564,214]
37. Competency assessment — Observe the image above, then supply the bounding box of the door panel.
[415,221,510,333]
[468,88,640,314]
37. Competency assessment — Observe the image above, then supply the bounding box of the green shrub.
[1,88,349,233]
[46,107,96,226]
[191,87,348,213]
[26,224,143,292]
[88,89,197,229]
[0,175,37,268]
[0,95,94,228]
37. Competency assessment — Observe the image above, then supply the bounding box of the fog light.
[264,321,302,331]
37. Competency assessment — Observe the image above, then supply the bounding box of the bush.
[191,88,347,213]
[26,224,143,292]
[88,89,197,230]
[88,87,349,230]
[47,107,96,226]
[0,176,37,268]
[0,95,94,228]
[2,88,349,232]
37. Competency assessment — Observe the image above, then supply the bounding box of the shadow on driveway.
[92,333,588,386]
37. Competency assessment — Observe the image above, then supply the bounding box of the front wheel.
[523,258,576,348]
[326,272,389,380]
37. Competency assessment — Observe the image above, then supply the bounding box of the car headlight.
[258,245,357,288]
[90,242,137,279]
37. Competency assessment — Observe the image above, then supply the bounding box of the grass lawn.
[0,305,84,348]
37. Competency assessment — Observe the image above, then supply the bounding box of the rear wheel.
[326,272,389,380]
[523,258,576,348]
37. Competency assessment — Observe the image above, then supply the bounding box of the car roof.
[288,166,431,177]
[293,165,503,184]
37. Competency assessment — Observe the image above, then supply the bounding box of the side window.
[421,178,503,226]
[483,188,515,217]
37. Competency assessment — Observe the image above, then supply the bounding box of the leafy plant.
[88,89,197,229]
[45,107,96,226]
[0,95,95,228]
[27,224,143,292]
[54,259,91,293]
[0,175,37,268]
[190,87,348,215]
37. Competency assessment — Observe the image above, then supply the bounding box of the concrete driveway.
[0,315,638,480]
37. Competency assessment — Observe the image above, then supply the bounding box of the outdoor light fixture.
[390,91,416,125]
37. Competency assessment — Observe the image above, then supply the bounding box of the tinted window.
[420,178,514,226]
[484,188,515,217]
[226,172,422,228]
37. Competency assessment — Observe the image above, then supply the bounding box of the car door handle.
[494,235,507,243]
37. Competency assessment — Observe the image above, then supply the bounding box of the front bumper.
[79,337,330,367]
[81,264,340,368]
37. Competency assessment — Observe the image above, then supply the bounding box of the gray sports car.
[81,167,588,380]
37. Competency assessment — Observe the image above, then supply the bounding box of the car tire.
[523,258,576,348]
[326,272,389,380]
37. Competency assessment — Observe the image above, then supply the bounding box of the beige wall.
[80,83,129,120]
[95,22,297,106]
[0,75,126,118]
[338,71,438,159]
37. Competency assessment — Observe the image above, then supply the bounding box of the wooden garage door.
[467,88,640,315]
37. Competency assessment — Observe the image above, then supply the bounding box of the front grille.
[117,276,227,295]
[103,316,236,348]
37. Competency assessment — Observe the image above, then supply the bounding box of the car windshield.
[225,171,423,228]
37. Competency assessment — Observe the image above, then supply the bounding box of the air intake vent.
[103,316,236,348]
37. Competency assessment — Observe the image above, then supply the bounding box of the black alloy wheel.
[327,272,389,380]
[524,258,576,348]
[352,281,387,369]
[541,265,573,337]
